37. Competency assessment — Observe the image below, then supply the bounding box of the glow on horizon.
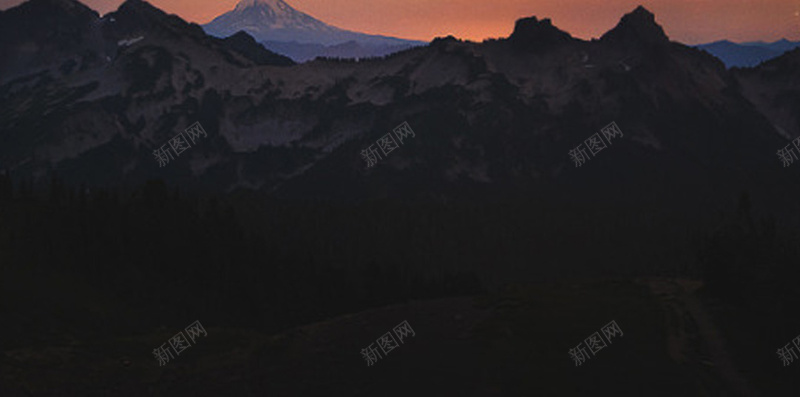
[0,0,798,44]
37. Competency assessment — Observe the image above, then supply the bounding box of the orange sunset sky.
[1,0,799,44]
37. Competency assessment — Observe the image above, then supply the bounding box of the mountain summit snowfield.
[217,0,338,42]
[203,0,425,61]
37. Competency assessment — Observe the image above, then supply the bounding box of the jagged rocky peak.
[114,0,193,26]
[122,0,167,11]
[508,16,573,50]
[601,5,669,45]
[107,0,208,40]
[29,0,86,9]
[20,0,98,18]
[116,0,163,16]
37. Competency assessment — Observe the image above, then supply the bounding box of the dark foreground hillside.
[2,178,800,396]
[3,277,799,396]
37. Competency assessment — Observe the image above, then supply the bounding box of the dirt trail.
[638,278,762,397]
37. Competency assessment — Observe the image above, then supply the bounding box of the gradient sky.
[1,0,798,44]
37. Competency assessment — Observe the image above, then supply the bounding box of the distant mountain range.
[203,0,426,62]
[2,0,800,210]
[696,39,800,68]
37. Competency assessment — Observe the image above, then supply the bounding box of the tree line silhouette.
[0,172,482,341]
[1,171,798,343]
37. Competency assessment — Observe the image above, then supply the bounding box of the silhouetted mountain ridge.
[222,31,296,66]
[509,16,574,51]
[601,5,669,46]
[0,2,797,210]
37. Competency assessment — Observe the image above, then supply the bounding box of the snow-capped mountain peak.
[204,0,424,48]
[234,0,294,15]
[207,0,336,41]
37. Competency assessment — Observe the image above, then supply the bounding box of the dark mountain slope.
[0,0,293,191]
[221,31,296,66]
[273,7,793,210]
[735,48,800,142]
[0,0,102,82]
[0,3,797,214]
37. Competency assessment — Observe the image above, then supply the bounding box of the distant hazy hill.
[202,0,426,62]
[696,39,800,68]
